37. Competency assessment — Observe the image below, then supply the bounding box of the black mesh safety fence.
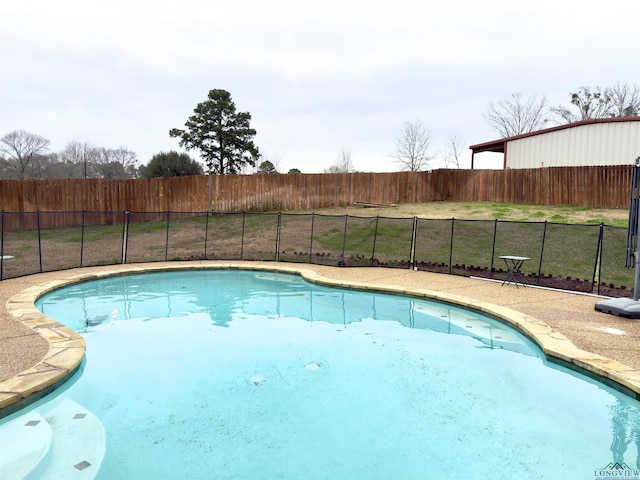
[40,212,84,273]
[80,211,126,267]
[126,212,168,264]
[166,211,209,262]
[0,210,632,297]
[205,212,245,260]
[600,225,635,296]
[307,214,350,266]
[536,222,601,293]
[342,215,378,267]
[371,216,414,268]
[278,213,314,264]
[492,221,546,283]
[1,212,41,279]
[450,219,496,277]
[240,212,279,262]
[414,218,454,274]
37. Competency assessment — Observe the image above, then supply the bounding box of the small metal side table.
[499,255,530,288]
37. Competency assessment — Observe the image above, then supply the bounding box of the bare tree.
[484,93,548,138]
[607,82,640,117]
[551,86,612,123]
[324,148,355,173]
[0,158,11,179]
[59,141,99,178]
[391,120,434,172]
[111,147,139,174]
[551,83,640,123]
[268,153,282,173]
[0,130,51,179]
[95,147,139,178]
[31,153,66,179]
[444,134,465,169]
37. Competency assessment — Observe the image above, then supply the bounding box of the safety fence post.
[204,211,210,259]
[309,213,315,264]
[80,210,86,267]
[240,212,246,260]
[409,216,418,270]
[0,211,4,281]
[537,221,548,286]
[165,210,171,261]
[275,212,282,262]
[37,210,43,273]
[489,219,498,279]
[340,215,348,267]
[448,218,455,274]
[122,210,130,264]
[371,216,380,267]
[592,223,604,295]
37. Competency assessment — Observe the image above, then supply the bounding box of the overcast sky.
[2,0,638,173]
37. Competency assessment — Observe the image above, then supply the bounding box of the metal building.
[469,117,640,169]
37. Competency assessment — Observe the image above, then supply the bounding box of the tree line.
[2,82,638,180]
[0,133,141,180]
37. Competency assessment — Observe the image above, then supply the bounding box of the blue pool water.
[18,269,640,478]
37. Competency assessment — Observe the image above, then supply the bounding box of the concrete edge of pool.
[2,261,640,415]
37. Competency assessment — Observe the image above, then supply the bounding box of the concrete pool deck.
[2,261,640,413]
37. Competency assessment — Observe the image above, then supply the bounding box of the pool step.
[0,410,51,480]
[0,399,106,480]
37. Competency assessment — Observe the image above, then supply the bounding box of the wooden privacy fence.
[0,166,633,229]
[433,166,632,206]
[0,172,429,214]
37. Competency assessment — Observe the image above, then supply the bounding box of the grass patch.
[301,201,628,226]
[95,259,121,266]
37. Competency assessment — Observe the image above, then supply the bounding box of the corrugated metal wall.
[507,121,640,168]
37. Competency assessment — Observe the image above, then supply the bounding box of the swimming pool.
[3,268,640,479]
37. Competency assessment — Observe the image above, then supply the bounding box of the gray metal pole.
[634,158,640,301]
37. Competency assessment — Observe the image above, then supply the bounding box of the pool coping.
[2,261,640,414]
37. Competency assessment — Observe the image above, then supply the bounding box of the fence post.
[371,216,380,266]
[275,212,282,262]
[340,214,348,267]
[537,221,548,286]
[409,216,418,270]
[592,223,604,294]
[448,218,455,274]
[309,213,315,264]
[0,211,4,281]
[489,219,498,279]
[80,210,86,267]
[208,174,213,211]
[165,210,171,262]
[122,210,130,264]
[37,210,43,273]
[240,212,246,260]
[204,211,210,259]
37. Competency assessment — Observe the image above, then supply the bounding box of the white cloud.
[2,0,639,173]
